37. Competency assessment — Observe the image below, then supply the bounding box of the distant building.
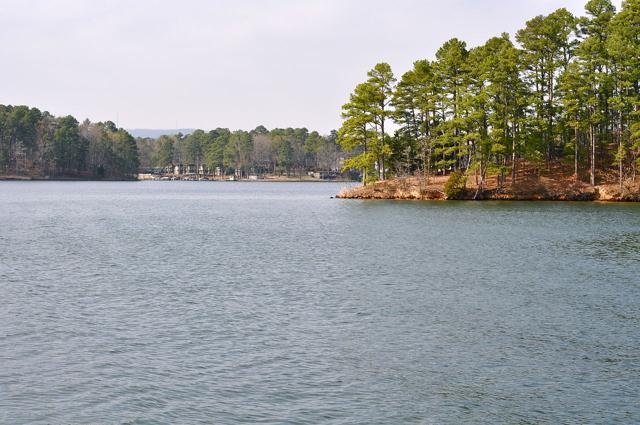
[313,171,340,180]
[173,164,198,175]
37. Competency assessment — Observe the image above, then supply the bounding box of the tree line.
[137,126,344,177]
[338,0,640,189]
[0,105,139,179]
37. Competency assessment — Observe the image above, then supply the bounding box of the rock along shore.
[336,175,640,202]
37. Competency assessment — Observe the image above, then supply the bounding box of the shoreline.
[137,174,356,183]
[336,175,640,203]
[0,175,355,183]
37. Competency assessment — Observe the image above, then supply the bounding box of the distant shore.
[0,174,353,183]
[137,173,354,183]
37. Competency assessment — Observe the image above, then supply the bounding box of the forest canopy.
[338,0,640,189]
[0,105,139,179]
[0,105,344,179]
[136,127,344,177]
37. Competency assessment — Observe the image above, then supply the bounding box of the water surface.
[1,181,639,424]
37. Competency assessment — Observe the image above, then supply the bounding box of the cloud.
[0,0,622,133]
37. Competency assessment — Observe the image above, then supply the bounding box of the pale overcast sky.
[0,0,622,133]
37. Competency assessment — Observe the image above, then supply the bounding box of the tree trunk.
[511,133,516,185]
[380,117,385,181]
[363,135,368,186]
[426,148,431,185]
[574,125,579,180]
[619,142,623,192]
[619,112,624,192]
[589,123,595,186]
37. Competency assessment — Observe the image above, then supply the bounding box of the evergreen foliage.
[443,170,467,199]
[338,0,640,188]
[136,126,343,178]
[0,105,139,179]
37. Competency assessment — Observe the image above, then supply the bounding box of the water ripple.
[0,183,639,424]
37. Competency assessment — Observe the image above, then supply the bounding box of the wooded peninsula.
[336,0,640,201]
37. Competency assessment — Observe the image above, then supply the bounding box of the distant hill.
[128,128,195,138]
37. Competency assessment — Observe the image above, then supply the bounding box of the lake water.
[1,181,639,424]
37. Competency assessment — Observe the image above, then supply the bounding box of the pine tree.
[608,0,640,184]
[434,39,469,173]
[517,9,577,165]
[338,83,378,184]
[366,63,396,180]
[392,60,441,181]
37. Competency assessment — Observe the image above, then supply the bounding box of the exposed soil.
[337,163,640,202]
